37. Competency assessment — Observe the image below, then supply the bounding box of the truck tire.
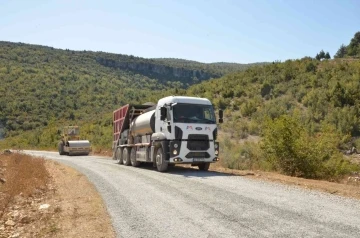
[155,147,168,172]
[198,163,210,171]
[130,148,140,167]
[115,147,123,164]
[58,141,65,155]
[122,147,131,166]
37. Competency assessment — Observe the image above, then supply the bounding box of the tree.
[334,44,347,58]
[315,50,327,60]
[347,31,360,56]
[261,82,273,98]
[324,52,331,59]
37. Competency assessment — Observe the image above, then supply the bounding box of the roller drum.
[67,140,91,156]
[68,140,91,147]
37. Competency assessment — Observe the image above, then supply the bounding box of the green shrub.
[241,100,257,117]
[261,115,359,179]
[219,136,263,170]
[353,138,360,150]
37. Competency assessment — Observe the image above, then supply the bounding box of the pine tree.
[347,32,360,56]
[324,52,331,59]
[319,50,325,59]
[334,44,347,58]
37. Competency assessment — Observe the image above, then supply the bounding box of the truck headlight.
[170,141,181,156]
[215,150,219,155]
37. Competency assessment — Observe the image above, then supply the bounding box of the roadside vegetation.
[1,32,360,182]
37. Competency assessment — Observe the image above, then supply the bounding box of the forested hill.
[184,32,360,141]
[187,57,360,138]
[0,41,258,137]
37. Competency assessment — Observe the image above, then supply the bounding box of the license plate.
[193,158,205,162]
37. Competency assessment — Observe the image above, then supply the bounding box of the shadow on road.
[170,167,233,178]
[138,164,233,178]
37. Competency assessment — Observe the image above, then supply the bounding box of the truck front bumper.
[169,141,219,164]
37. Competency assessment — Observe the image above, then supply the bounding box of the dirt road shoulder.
[43,160,115,238]
[0,152,115,238]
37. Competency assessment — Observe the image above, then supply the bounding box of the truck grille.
[185,152,210,158]
[187,134,209,150]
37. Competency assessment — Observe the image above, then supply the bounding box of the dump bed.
[113,104,155,149]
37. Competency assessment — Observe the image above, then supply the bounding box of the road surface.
[24,150,360,238]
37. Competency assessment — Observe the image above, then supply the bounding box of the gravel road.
[24,150,360,238]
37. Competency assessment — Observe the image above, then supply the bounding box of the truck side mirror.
[219,109,223,123]
[160,107,167,121]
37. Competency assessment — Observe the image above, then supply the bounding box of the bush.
[353,137,360,150]
[241,100,257,117]
[261,115,359,179]
[219,136,263,170]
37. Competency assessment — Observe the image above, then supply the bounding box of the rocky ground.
[0,150,115,238]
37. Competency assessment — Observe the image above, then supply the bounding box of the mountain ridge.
[0,40,263,137]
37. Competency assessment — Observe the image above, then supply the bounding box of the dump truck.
[112,96,223,172]
[58,126,91,156]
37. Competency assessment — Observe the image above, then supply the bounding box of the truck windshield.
[173,103,216,124]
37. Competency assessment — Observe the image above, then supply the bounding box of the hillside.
[184,57,360,178]
[0,41,255,138]
[187,57,360,138]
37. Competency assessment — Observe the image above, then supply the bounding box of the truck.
[58,126,92,156]
[112,96,223,172]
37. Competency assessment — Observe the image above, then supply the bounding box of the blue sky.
[1,0,359,63]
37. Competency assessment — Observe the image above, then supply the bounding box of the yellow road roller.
[58,126,91,156]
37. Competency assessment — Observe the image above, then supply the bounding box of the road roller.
[58,126,91,156]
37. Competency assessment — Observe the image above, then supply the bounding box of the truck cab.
[153,96,221,170]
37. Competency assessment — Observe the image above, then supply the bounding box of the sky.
[1,0,359,63]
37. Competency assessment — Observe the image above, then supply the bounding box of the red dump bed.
[113,104,130,147]
[113,103,156,149]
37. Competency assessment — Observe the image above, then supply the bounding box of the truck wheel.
[58,141,65,155]
[198,163,210,171]
[122,147,131,166]
[115,147,123,164]
[130,148,140,167]
[155,147,168,172]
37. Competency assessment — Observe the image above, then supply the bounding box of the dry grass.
[0,152,50,217]
[44,160,115,237]
[0,151,115,237]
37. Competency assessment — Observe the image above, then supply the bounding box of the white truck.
[112,96,223,172]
